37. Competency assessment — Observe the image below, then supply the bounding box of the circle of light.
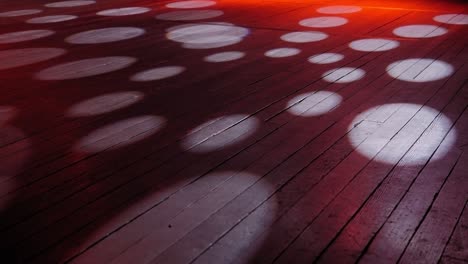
[280,31,328,43]
[393,25,447,38]
[166,1,216,9]
[74,115,166,153]
[0,48,66,71]
[66,27,145,44]
[166,23,249,49]
[0,30,54,44]
[181,114,259,153]
[349,38,399,52]
[27,15,77,24]
[131,66,185,81]
[156,10,223,21]
[308,53,344,64]
[348,103,456,165]
[204,51,245,62]
[97,7,151,16]
[265,48,301,58]
[386,58,454,82]
[433,14,468,25]
[287,91,342,117]
[299,16,348,28]
[322,67,365,83]
[317,6,362,14]
[45,0,96,8]
[36,56,137,80]
[0,9,42,17]
[67,91,144,117]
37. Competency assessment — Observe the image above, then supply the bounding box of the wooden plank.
[150,32,466,264]
[440,202,468,264]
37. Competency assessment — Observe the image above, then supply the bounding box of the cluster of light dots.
[0,0,465,160]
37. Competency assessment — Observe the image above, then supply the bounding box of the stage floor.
[0,0,467,263]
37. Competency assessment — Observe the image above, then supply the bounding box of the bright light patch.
[308,53,344,64]
[317,6,362,14]
[0,30,54,44]
[131,66,185,81]
[0,48,66,71]
[66,27,145,44]
[0,9,42,17]
[349,38,399,52]
[322,67,365,83]
[27,15,77,24]
[387,58,453,82]
[287,91,342,117]
[97,7,151,16]
[37,56,136,80]
[67,91,144,117]
[156,10,223,21]
[166,1,216,9]
[393,25,447,38]
[181,115,259,153]
[434,14,468,25]
[265,48,300,58]
[166,23,248,49]
[280,31,328,43]
[348,103,456,165]
[74,115,166,153]
[45,0,96,8]
[204,51,245,62]
[299,16,348,28]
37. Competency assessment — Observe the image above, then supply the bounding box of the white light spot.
[299,16,348,28]
[322,67,365,83]
[349,38,399,52]
[393,25,447,38]
[74,115,166,153]
[36,56,136,80]
[287,91,342,117]
[0,48,66,71]
[156,10,223,21]
[265,48,300,58]
[387,58,453,82]
[181,115,259,153]
[66,27,145,44]
[0,9,42,17]
[280,31,328,43]
[308,53,344,64]
[166,1,216,9]
[0,30,54,44]
[97,7,151,16]
[348,104,456,165]
[317,6,362,14]
[131,66,185,81]
[67,91,144,117]
[45,0,96,8]
[204,51,245,62]
[166,23,248,49]
[434,14,468,25]
[27,15,77,24]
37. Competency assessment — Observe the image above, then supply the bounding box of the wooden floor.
[0,0,467,263]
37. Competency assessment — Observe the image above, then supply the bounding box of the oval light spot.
[393,25,447,38]
[386,58,454,82]
[299,16,348,28]
[322,67,365,83]
[36,56,136,80]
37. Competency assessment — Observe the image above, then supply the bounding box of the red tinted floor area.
[0,0,467,263]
